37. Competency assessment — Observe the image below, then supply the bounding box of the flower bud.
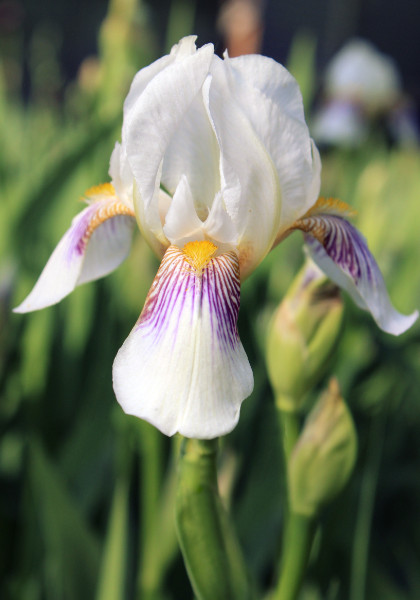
[266,258,344,412]
[288,378,357,517]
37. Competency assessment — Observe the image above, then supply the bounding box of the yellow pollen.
[82,183,116,201]
[183,240,218,272]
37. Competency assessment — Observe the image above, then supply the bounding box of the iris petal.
[292,200,418,335]
[205,57,281,278]
[14,191,135,312]
[123,41,214,255]
[113,244,253,439]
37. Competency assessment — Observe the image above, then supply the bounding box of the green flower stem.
[175,438,253,600]
[276,401,300,465]
[137,422,164,599]
[274,399,315,600]
[274,513,315,600]
[350,411,387,600]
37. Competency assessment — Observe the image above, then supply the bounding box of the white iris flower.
[15,37,417,439]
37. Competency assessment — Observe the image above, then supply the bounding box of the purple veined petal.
[14,188,136,313]
[292,199,418,335]
[113,242,253,439]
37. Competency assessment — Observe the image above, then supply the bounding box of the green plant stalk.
[137,422,164,599]
[275,513,315,600]
[277,401,300,464]
[175,438,253,600]
[274,398,315,600]
[137,437,180,600]
[350,411,387,600]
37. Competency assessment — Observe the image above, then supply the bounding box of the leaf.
[28,440,100,600]
[95,474,129,600]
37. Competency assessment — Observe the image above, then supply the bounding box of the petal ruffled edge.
[14,188,135,313]
[113,243,253,439]
[291,199,418,335]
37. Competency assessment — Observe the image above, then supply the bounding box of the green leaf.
[28,440,100,600]
[95,474,129,600]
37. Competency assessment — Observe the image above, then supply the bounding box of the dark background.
[5,0,420,103]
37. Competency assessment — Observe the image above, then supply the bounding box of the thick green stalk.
[175,438,253,600]
[274,401,315,600]
[274,513,315,600]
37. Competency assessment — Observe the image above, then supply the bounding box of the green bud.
[266,258,344,412]
[288,378,357,517]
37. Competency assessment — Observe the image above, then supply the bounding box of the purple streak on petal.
[64,204,98,261]
[301,212,418,335]
[299,213,374,284]
[135,246,242,353]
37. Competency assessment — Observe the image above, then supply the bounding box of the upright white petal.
[123,42,214,256]
[113,243,253,439]
[291,199,418,335]
[161,90,220,216]
[14,190,135,312]
[205,57,281,278]
[202,191,238,247]
[163,175,204,244]
[223,53,321,229]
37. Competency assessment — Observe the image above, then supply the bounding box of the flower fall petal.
[113,242,253,439]
[14,188,135,313]
[292,198,418,335]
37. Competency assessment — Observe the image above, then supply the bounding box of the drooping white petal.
[113,244,253,439]
[123,41,214,255]
[223,53,321,229]
[292,200,418,335]
[14,193,135,313]
[205,57,281,278]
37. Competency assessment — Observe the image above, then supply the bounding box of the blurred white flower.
[324,39,401,114]
[311,99,367,148]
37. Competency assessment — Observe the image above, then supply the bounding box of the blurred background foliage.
[1,0,420,598]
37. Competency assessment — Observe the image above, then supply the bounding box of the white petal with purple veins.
[14,195,135,313]
[113,244,253,438]
[297,212,418,335]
